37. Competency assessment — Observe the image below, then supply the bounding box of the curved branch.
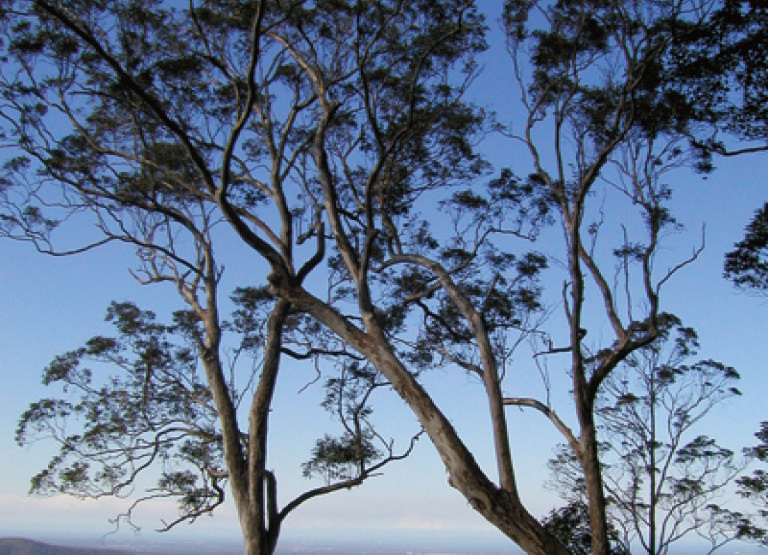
[278,430,423,521]
[503,397,581,458]
[280,346,364,362]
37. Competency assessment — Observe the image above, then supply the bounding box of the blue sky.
[1,1,768,553]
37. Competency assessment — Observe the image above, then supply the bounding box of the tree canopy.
[1,0,766,554]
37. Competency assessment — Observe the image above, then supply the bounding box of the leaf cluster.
[724,202,768,293]
[15,301,223,528]
[542,500,630,555]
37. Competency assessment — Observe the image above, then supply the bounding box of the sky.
[1,2,768,554]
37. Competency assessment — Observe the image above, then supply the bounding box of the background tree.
[542,501,630,555]
[548,314,762,553]
[723,193,768,539]
[666,4,768,542]
[737,423,768,544]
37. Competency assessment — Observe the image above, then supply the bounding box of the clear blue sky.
[1,2,767,553]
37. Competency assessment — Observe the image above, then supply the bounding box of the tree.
[497,0,711,551]
[737,423,768,542]
[1,1,469,553]
[669,5,768,538]
[548,314,762,553]
[0,0,726,554]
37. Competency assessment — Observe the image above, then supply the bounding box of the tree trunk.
[242,533,277,555]
[378,345,570,555]
[579,420,610,555]
[286,285,571,555]
[238,301,291,555]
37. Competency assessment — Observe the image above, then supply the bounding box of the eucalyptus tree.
[0,1,732,554]
[0,0,476,553]
[496,0,716,551]
[673,1,768,533]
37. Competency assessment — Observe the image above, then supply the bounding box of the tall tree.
[498,0,713,551]
[0,1,465,553]
[0,1,727,554]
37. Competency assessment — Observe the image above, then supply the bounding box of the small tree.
[549,315,762,553]
[737,423,768,541]
[542,501,630,555]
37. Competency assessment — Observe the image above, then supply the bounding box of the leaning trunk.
[369,332,571,555]
[288,286,570,555]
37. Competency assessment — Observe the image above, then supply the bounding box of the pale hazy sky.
[1,2,767,553]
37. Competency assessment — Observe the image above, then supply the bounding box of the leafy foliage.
[3,0,763,553]
[2,1,488,550]
[302,433,381,484]
[16,302,225,530]
[724,202,768,293]
[542,501,629,555]
[737,422,768,544]
[665,0,768,158]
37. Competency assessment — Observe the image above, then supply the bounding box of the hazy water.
[8,534,767,555]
